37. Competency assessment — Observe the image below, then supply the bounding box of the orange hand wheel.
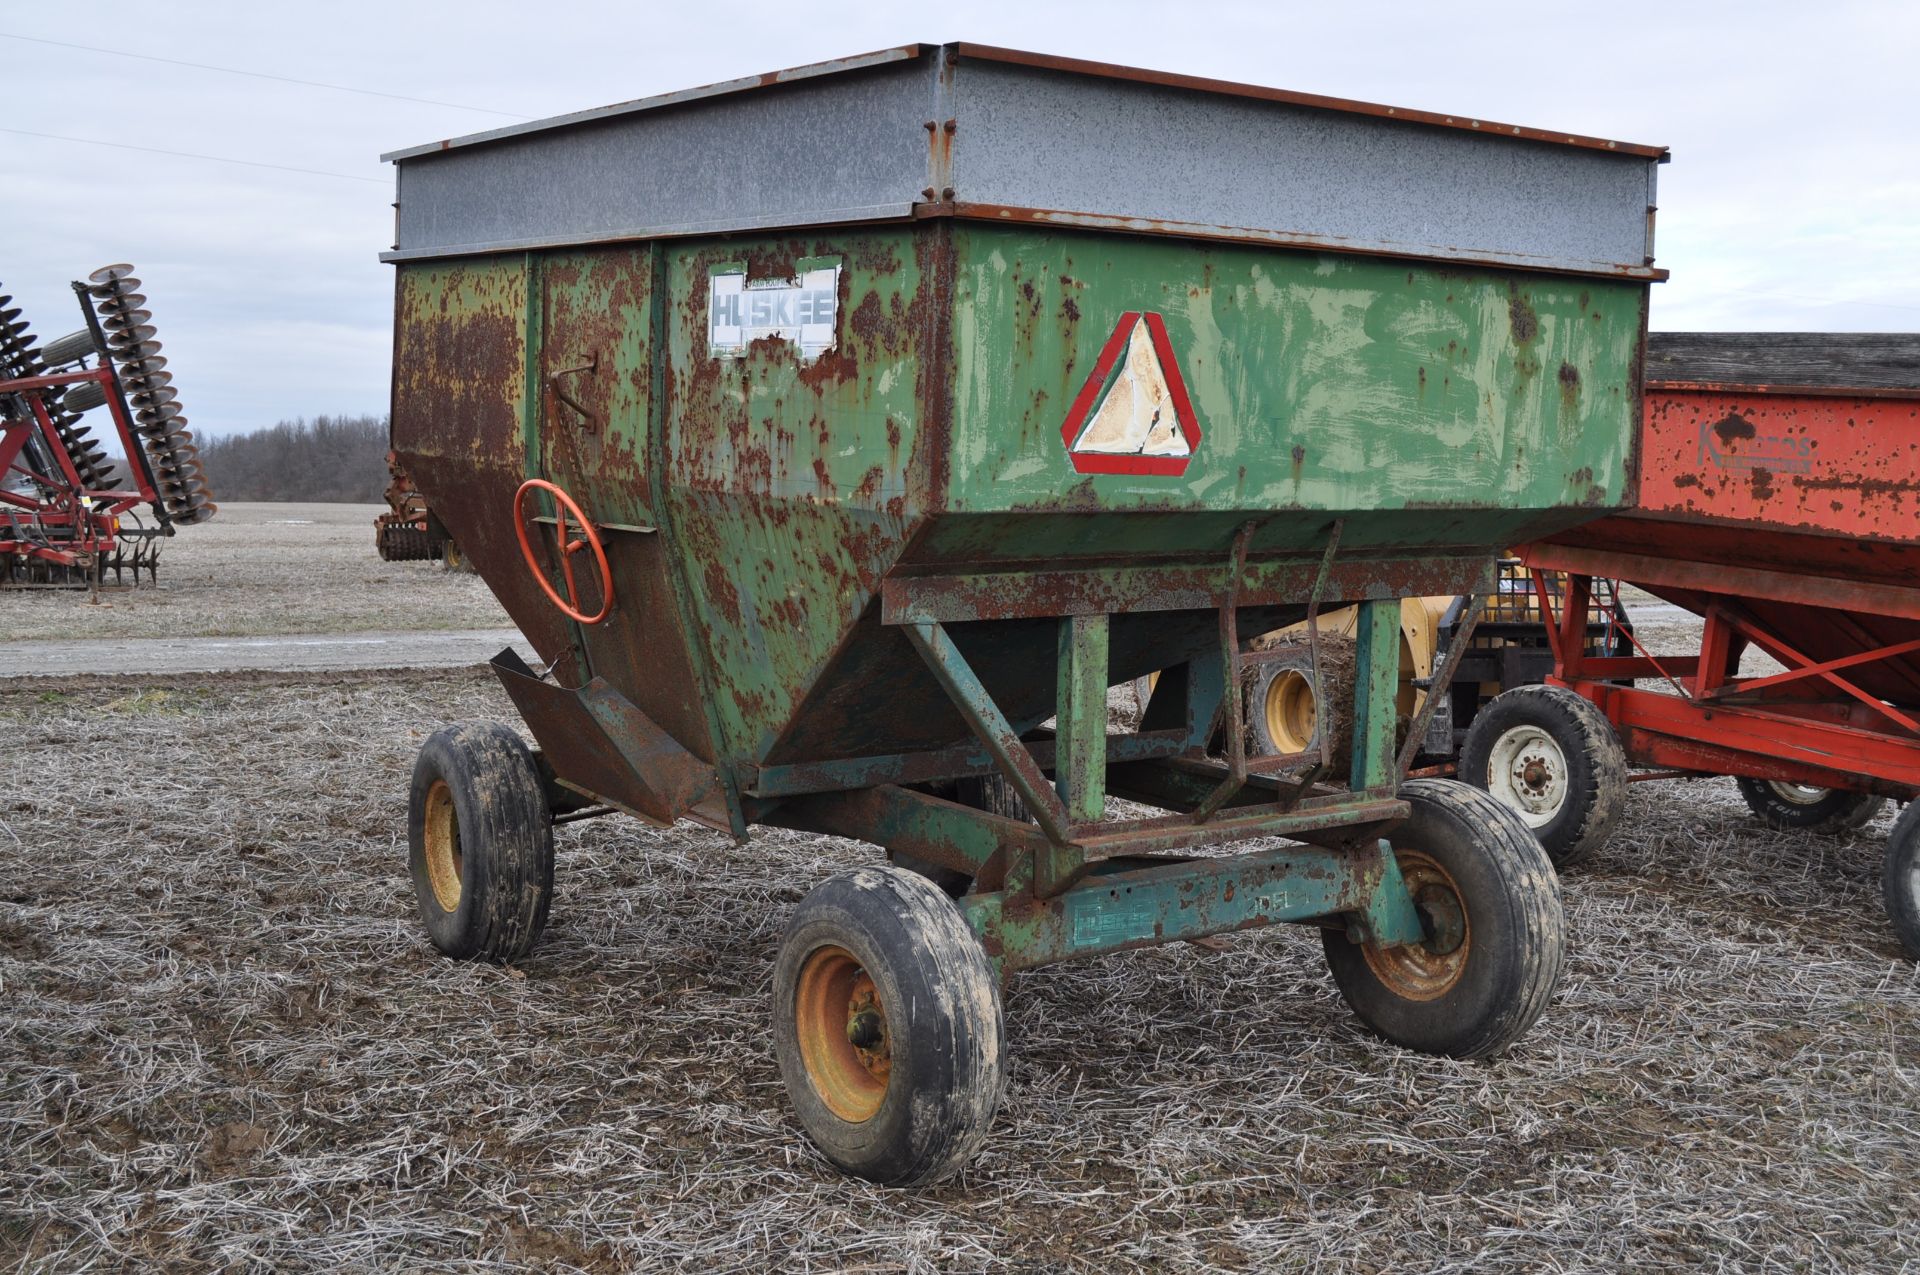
[513,478,613,625]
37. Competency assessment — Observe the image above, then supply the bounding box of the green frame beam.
[963,836,1409,977]
[1055,613,1110,822]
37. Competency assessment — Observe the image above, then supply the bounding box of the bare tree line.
[193,415,390,502]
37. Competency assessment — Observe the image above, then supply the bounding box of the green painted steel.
[904,620,1073,845]
[1353,839,1426,947]
[392,220,1646,793]
[1349,599,1403,792]
[962,836,1405,976]
[1055,614,1110,822]
[745,729,1189,799]
[937,225,1645,545]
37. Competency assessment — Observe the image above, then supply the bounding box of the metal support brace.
[1182,651,1228,753]
[1055,613,1109,823]
[1349,598,1400,792]
[1303,519,1345,774]
[1394,570,1490,778]
[1191,521,1259,823]
[904,620,1075,844]
[1353,836,1426,946]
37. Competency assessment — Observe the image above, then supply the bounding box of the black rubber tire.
[1883,803,1920,959]
[895,775,1030,898]
[63,380,108,413]
[1460,683,1626,869]
[1735,777,1886,834]
[952,774,1029,822]
[1246,637,1355,769]
[1322,778,1566,1059]
[407,723,554,961]
[773,866,1005,1186]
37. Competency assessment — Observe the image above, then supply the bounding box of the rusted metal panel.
[532,248,716,758]
[390,255,578,683]
[1634,385,1920,545]
[939,226,1646,535]
[1526,363,1920,710]
[394,223,1648,787]
[492,650,727,828]
[656,230,933,767]
[881,554,1497,623]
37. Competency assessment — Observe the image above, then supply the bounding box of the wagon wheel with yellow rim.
[1245,636,1356,774]
[772,866,1005,1186]
[406,722,555,962]
[1322,778,1565,1059]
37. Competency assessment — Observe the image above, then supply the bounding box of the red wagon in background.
[1461,334,1920,957]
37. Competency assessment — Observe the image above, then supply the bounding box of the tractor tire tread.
[1461,683,1626,869]
[773,866,1005,1186]
[1323,778,1566,1060]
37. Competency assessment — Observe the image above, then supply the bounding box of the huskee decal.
[1060,312,1203,475]
[708,259,841,360]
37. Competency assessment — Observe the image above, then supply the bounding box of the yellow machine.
[1232,564,1629,770]
[1245,597,1454,761]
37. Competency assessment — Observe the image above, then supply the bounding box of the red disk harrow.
[0,265,216,587]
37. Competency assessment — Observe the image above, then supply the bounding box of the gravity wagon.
[382,43,1664,1183]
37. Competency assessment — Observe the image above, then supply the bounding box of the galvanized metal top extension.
[382,42,1667,280]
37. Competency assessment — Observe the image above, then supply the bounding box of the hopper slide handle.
[513,478,613,625]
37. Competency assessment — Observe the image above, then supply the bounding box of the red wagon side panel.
[1637,386,1920,546]
[1522,333,1920,799]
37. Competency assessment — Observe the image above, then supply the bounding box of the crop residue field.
[1,513,1916,1272]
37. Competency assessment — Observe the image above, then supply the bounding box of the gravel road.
[0,627,529,676]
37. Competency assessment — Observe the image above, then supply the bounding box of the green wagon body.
[385,43,1664,1184]
[394,223,1646,794]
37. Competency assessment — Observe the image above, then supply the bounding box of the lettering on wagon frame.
[708,259,841,361]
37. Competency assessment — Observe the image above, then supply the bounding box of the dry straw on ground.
[2,668,1917,1272]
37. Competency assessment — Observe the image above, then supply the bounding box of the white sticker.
[708,263,840,360]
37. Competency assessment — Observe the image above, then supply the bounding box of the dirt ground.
[1,521,1916,1272]
[0,504,511,643]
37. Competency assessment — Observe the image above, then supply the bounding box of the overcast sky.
[4,1,1916,438]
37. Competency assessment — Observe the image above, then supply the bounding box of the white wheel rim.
[1486,725,1568,829]
[1766,781,1832,806]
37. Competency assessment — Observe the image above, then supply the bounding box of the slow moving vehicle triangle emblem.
[1060,311,1203,475]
